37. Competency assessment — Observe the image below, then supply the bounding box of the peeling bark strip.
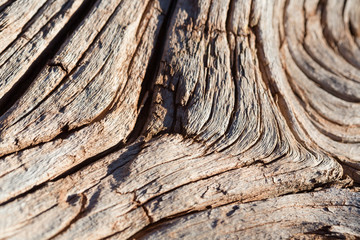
[0,0,359,239]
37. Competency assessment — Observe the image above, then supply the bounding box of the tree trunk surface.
[0,0,359,239]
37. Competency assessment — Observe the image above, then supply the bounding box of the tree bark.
[0,0,359,239]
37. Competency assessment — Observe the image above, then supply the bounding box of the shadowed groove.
[0,0,97,117]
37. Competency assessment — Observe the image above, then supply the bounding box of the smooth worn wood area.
[0,0,359,239]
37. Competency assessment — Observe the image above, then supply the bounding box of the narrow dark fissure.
[0,0,97,117]
[5,0,127,128]
[20,0,180,220]
[52,139,129,182]
[127,0,178,143]
[0,121,85,161]
[11,0,179,193]
[0,0,179,207]
[0,0,15,14]
[0,0,49,58]
[48,193,88,240]
[126,177,345,240]
[323,1,360,71]
[304,225,350,238]
[0,180,50,207]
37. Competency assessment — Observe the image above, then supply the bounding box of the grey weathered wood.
[139,188,360,239]
[0,0,359,239]
[0,0,83,102]
[0,0,170,203]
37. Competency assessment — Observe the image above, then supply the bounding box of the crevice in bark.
[129,0,178,142]
[0,0,15,16]
[18,0,178,198]
[320,0,360,71]
[52,140,128,182]
[0,133,135,206]
[301,1,359,91]
[0,119,88,161]
[128,180,342,239]
[142,205,154,224]
[0,0,49,58]
[0,181,50,207]
[251,30,279,100]
[100,227,131,240]
[48,62,68,74]
[0,0,97,117]
[48,193,87,240]
[127,207,209,240]
[135,0,154,39]
[171,74,183,133]
[336,158,360,184]
[19,0,52,38]
[4,0,125,129]
[285,69,360,136]
[0,0,159,159]
[348,21,358,40]
[302,225,355,239]
[252,25,313,151]
[1,0,77,65]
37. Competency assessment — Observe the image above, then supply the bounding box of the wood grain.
[0,0,359,239]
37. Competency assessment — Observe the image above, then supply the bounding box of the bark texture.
[0,0,359,239]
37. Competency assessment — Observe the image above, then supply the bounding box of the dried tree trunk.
[0,0,359,239]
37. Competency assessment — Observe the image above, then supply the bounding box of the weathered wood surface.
[0,0,359,239]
